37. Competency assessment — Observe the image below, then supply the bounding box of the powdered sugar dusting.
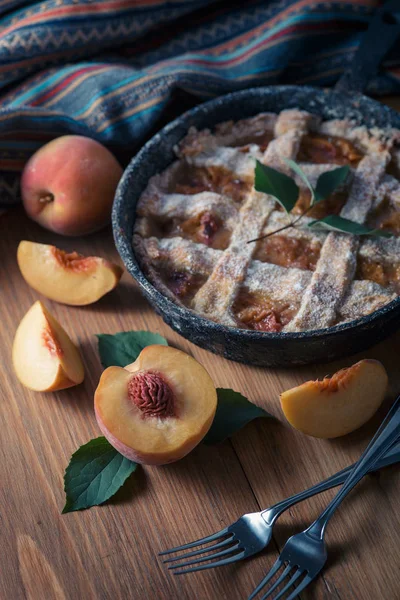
[192,110,312,323]
[287,144,391,331]
[133,109,400,332]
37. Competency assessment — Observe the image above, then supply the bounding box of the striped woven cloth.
[0,0,399,205]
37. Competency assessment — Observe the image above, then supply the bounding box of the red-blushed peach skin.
[94,345,217,465]
[21,135,123,236]
[12,301,84,392]
[95,404,183,465]
[280,359,388,439]
[17,241,123,306]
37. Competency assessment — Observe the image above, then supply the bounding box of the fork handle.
[305,395,400,540]
[261,438,400,526]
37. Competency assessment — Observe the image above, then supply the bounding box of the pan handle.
[335,0,400,94]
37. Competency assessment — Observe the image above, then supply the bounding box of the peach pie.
[133,109,400,333]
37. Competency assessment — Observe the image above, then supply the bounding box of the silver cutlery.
[160,434,400,575]
[249,395,400,600]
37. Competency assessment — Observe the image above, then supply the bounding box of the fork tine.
[159,527,229,556]
[169,542,241,570]
[266,569,303,600]
[248,557,283,600]
[285,574,313,600]
[173,550,246,574]
[258,564,291,600]
[163,535,235,564]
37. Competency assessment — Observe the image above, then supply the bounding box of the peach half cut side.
[280,359,388,439]
[94,345,218,465]
[12,301,84,392]
[17,241,123,306]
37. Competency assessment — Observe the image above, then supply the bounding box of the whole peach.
[21,136,123,236]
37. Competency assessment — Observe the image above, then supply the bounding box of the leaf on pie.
[284,158,315,203]
[314,165,350,204]
[254,160,299,213]
[308,215,393,237]
[203,388,272,445]
[62,437,137,513]
[96,331,168,368]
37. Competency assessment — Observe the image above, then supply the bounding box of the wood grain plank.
[1,93,400,600]
[0,210,270,600]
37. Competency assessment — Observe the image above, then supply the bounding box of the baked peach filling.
[173,165,251,203]
[356,257,400,293]
[367,197,400,235]
[158,210,231,250]
[298,134,363,166]
[386,159,400,178]
[292,189,347,219]
[233,290,298,332]
[254,235,321,271]
[160,268,206,303]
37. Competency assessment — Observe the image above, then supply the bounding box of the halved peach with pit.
[17,241,123,306]
[94,345,217,465]
[280,359,388,438]
[12,301,84,392]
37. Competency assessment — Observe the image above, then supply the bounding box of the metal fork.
[249,395,400,600]
[160,438,400,574]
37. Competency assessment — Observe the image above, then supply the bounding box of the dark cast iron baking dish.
[113,2,400,367]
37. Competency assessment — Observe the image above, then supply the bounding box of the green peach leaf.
[284,158,315,203]
[308,215,393,237]
[203,388,272,445]
[63,437,137,513]
[314,165,350,204]
[254,160,299,213]
[96,331,168,368]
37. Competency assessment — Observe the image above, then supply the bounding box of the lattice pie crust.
[133,110,400,333]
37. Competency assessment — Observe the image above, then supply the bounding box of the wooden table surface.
[2,100,400,600]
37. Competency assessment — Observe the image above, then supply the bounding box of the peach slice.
[12,301,84,392]
[95,345,217,465]
[17,241,123,306]
[280,359,388,439]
